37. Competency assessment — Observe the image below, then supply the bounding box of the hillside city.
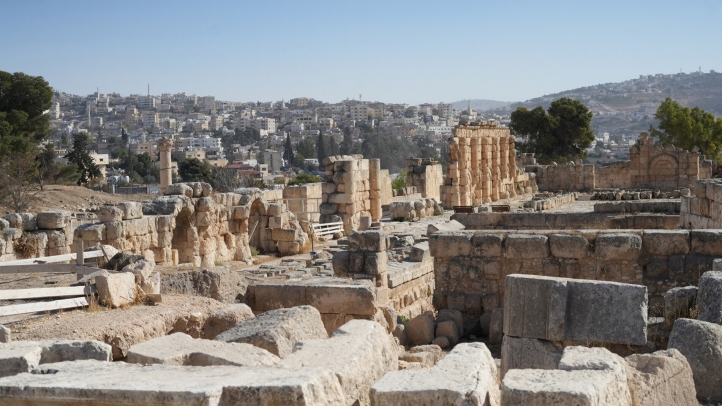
[47,69,722,188]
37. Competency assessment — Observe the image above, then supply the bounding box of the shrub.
[391,170,406,190]
[288,173,321,186]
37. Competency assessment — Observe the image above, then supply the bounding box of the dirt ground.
[0,185,153,215]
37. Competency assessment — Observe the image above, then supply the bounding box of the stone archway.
[649,154,679,189]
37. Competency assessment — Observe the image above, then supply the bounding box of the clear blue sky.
[2,0,721,105]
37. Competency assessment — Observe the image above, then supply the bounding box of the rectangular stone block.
[428,232,472,257]
[251,283,378,316]
[642,230,690,256]
[500,336,563,378]
[594,233,642,260]
[503,274,568,341]
[271,228,297,242]
[505,234,549,259]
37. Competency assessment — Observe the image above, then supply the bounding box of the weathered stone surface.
[97,205,123,222]
[406,311,434,346]
[408,241,429,262]
[164,183,193,197]
[2,213,36,231]
[161,268,248,303]
[624,349,697,406]
[36,210,71,230]
[409,345,443,364]
[214,305,327,358]
[347,230,386,252]
[0,325,9,343]
[432,336,449,349]
[437,309,463,336]
[426,220,464,235]
[435,320,459,346]
[249,283,377,316]
[96,271,136,308]
[565,279,647,346]
[489,307,504,345]
[370,342,500,406]
[202,303,255,339]
[642,230,690,256]
[504,275,648,345]
[504,274,568,341]
[697,271,722,325]
[549,234,589,259]
[664,286,697,330]
[668,318,722,402]
[0,340,112,378]
[502,346,631,406]
[471,233,503,257]
[122,259,155,283]
[595,233,642,260]
[116,202,143,220]
[279,320,397,406]
[0,360,347,405]
[127,332,279,367]
[505,234,549,259]
[500,336,563,378]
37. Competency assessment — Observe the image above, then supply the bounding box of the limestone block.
[428,232,472,257]
[437,309,463,335]
[426,219,464,235]
[409,345,443,365]
[267,203,285,216]
[98,206,123,222]
[2,213,36,231]
[595,233,642,260]
[214,305,327,358]
[196,196,213,212]
[435,320,459,346]
[75,223,106,242]
[691,230,722,255]
[698,271,722,325]
[624,349,697,406]
[277,241,301,256]
[504,274,568,341]
[500,335,563,378]
[565,279,647,345]
[406,311,435,346]
[232,206,250,220]
[127,332,279,367]
[279,320,397,406]
[505,234,549,259]
[370,342,500,406]
[271,228,297,242]
[96,271,137,308]
[116,202,143,220]
[363,251,386,275]
[408,241,429,262]
[0,325,10,343]
[347,230,386,252]
[549,234,589,259]
[332,251,349,274]
[489,307,504,345]
[122,258,155,283]
[0,339,112,378]
[642,230,690,256]
[36,210,71,229]
[0,360,347,406]
[165,183,194,197]
[668,318,722,402]
[470,233,503,257]
[664,286,697,330]
[0,341,41,378]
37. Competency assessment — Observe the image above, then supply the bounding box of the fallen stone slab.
[502,346,631,406]
[36,210,71,230]
[0,325,9,343]
[370,342,500,406]
[405,311,434,346]
[126,332,278,367]
[500,336,563,378]
[0,339,112,378]
[624,349,697,406]
[664,286,697,330]
[202,303,255,339]
[408,241,430,262]
[426,220,464,236]
[279,320,397,406]
[697,271,722,325]
[214,305,327,358]
[96,271,136,308]
[668,318,722,402]
[504,274,647,345]
[0,360,346,405]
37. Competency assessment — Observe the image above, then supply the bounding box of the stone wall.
[320,155,381,234]
[74,183,308,267]
[452,212,680,230]
[527,161,595,191]
[429,229,717,317]
[523,192,578,211]
[680,179,722,229]
[282,183,322,223]
[0,211,74,261]
[441,123,533,208]
[405,158,443,201]
[596,162,633,189]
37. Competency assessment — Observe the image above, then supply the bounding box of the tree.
[65,132,101,185]
[60,133,69,146]
[0,153,40,212]
[317,131,327,163]
[0,71,53,157]
[283,133,294,165]
[287,173,321,186]
[340,127,354,155]
[209,167,239,192]
[510,97,594,164]
[296,138,316,158]
[327,135,339,156]
[178,158,212,182]
[36,143,57,191]
[649,97,722,159]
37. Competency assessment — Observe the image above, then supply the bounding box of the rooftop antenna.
[359,94,362,101]
[147,84,150,97]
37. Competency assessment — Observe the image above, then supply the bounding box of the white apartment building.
[49,102,62,119]
[437,103,456,118]
[142,111,159,128]
[349,104,372,122]
[137,96,156,110]
[178,136,222,149]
